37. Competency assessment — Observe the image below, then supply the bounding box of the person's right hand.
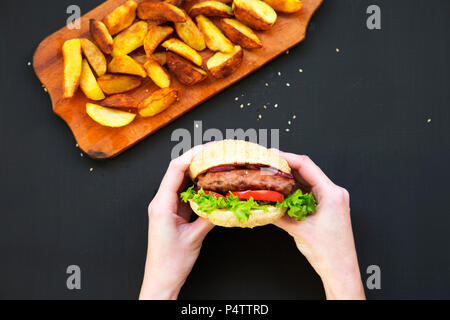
[271,151,366,300]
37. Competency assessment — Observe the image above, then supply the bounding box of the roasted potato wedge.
[138,88,178,117]
[207,45,243,79]
[162,38,203,66]
[166,52,208,86]
[189,1,233,18]
[86,103,136,127]
[137,1,186,22]
[233,0,277,31]
[97,74,142,95]
[263,0,303,13]
[112,21,149,57]
[103,0,138,35]
[80,39,107,77]
[62,39,83,99]
[144,60,171,88]
[143,25,174,57]
[109,55,147,78]
[220,18,262,49]
[150,52,168,66]
[80,59,105,100]
[102,94,138,109]
[196,15,234,53]
[164,0,184,6]
[90,20,114,55]
[174,15,206,51]
[130,52,149,66]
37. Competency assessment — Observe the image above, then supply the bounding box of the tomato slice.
[230,190,284,203]
[203,190,226,199]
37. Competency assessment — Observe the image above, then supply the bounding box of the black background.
[0,0,449,300]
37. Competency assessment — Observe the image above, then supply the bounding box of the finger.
[272,215,300,235]
[272,150,333,189]
[189,217,215,240]
[157,144,206,196]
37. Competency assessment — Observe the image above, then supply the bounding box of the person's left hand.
[139,145,215,300]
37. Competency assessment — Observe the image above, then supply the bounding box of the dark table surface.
[0,0,449,300]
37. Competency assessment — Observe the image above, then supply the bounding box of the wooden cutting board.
[33,0,323,159]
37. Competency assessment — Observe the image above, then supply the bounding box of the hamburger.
[180,140,317,228]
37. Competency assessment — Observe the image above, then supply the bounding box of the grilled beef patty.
[196,169,296,196]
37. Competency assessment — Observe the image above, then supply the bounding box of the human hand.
[139,145,215,300]
[271,151,366,300]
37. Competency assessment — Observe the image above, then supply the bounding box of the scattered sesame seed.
[263,105,267,109]
[278,72,281,76]
[427,118,431,123]
[240,104,244,109]
[265,83,269,87]
[43,87,48,92]
[258,114,262,119]
[299,68,303,73]
[90,168,94,172]
[285,128,290,132]
[336,48,340,52]
[293,115,297,119]
[274,104,279,108]
[235,97,239,101]
[286,83,291,87]
[286,50,290,54]
[247,103,251,106]
[27,62,31,66]
[80,153,83,157]
[75,144,79,148]
[288,121,291,125]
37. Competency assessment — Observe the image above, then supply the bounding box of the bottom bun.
[189,200,287,228]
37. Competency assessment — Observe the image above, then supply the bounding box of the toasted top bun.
[189,200,287,228]
[189,140,291,180]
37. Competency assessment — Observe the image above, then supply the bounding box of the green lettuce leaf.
[276,189,317,221]
[181,186,317,223]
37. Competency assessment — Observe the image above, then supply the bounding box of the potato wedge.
[86,103,136,127]
[80,60,105,100]
[137,1,186,22]
[196,15,234,53]
[138,88,178,117]
[109,55,147,78]
[80,39,107,77]
[112,21,149,57]
[151,52,168,66]
[97,74,142,95]
[220,18,262,49]
[143,25,174,57]
[103,0,138,35]
[144,60,171,88]
[207,45,243,79]
[233,0,277,31]
[189,1,233,18]
[162,38,203,67]
[63,39,82,99]
[89,20,114,55]
[263,0,303,13]
[164,0,184,6]
[174,15,206,51]
[166,52,208,86]
[130,52,149,66]
[102,94,138,109]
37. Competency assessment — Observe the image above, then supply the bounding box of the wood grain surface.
[33,0,323,159]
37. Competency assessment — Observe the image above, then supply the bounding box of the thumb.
[189,217,215,240]
[272,215,300,237]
